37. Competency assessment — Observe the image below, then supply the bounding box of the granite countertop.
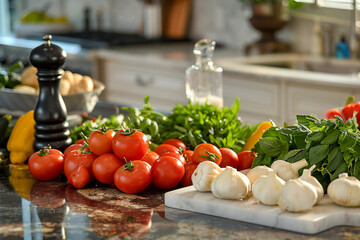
[1,165,360,240]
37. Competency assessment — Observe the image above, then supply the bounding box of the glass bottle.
[185,39,223,108]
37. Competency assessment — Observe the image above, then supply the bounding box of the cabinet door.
[286,83,352,123]
[104,61,187,111]
[223,74,280,124]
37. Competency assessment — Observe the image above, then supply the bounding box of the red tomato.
[75,139,85,145]
[64,144,85,159]
[163,139,186,152]
[324,108,341,120]
[237,151,257,171]
[153,144,179,156]
[88,129,115,155]
[64,151,97,180]
[92,153,125,185]
[182,150,194,163]
[180,163,198,187]
[140,151,159,166]
[192,143,222,165]
[151,156,185,189]
[113,160,152,194]
[341,102,360,121]
[112,130,149,161]
[68,166,90,189]
[162,152,186,165]
[28,147,65,181]
[219,148,239,168]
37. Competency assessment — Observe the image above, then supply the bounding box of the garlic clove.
[246,165,274,187]
[271,159,308,181]
[252,171,285,206]
[192,161,223,192]
[327,173,360,207]
[299,165,324,204]
[210,166,250,200]
[278,178,317,212]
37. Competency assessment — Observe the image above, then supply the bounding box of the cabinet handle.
[135,75,155,86]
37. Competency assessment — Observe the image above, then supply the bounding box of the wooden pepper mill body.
[29,35,72,151]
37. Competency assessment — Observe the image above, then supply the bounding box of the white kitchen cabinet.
[223,72,281,125]
[92,48,360,126]
[92,52,188,111]
[285,82,353,124]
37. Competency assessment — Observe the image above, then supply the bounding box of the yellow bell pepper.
[7,110,36,164]
[243,121,272,151]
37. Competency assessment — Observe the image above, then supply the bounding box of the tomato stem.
[39,145,51,156]
[100,124,108,133]
[117,128,136,136]
[80,132,89,145]
[199,150,219,162]
[122,160,134,172]
[183,154,188,162]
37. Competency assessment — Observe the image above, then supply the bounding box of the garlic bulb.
[278,178,317,212]
[271,159,308,181]
[211,166,251,200]
[299,165,324,204]
[252,171,285,206]
[327,173,360,207]
[192,161,223,192]
[246,165,274,187]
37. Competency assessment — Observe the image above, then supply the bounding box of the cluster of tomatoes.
[28,127,256,194]
[324,97,360,128]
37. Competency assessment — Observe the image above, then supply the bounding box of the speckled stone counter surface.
[1,166,360,240]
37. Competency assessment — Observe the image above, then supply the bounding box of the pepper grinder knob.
[29,34,72,151]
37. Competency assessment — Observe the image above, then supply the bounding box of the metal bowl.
[0,80,104,117]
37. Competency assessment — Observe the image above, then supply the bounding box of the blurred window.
[296,0,358,10]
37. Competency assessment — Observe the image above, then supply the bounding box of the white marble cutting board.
[164,186,360,234]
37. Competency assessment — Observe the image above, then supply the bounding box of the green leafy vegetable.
[70,114,124,143]
[70,97,257,153]
[252,115,360,190]
[0,61,23,89]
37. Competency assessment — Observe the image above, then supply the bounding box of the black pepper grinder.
[29,35,72,151]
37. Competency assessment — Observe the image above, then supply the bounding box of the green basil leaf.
[309,144,329,165]
[320,130,341,145]
[259,138,283,157]
[330,163,348,181]
[262,154,273,166]
[294,133,307,149]
[307,132,325,142]
[252,154,265,168]
[327,146,344,172]
[283,149,302,160]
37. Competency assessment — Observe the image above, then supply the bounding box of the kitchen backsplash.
[13,0,351,53]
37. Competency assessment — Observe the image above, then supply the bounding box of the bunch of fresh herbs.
[0,61,23,89]
[70,96,257,153]
[252,115,360,190]
[158,98,257,152]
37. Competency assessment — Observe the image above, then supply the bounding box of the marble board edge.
[164,186,360,234]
